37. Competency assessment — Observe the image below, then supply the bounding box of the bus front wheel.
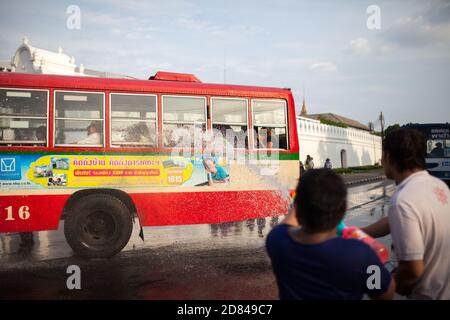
[64,193,133,259]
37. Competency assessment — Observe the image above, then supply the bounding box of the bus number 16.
[3,206,31,221]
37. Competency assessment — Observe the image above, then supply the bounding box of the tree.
[384,124,400,138]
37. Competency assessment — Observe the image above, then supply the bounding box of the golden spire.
[300,91,307,116]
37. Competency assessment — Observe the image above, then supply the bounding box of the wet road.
[0,180,396,299]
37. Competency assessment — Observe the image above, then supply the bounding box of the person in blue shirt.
[266,169,395,300]
[202,158,229,184]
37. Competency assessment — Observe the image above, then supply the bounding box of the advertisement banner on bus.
[0,154,230,189]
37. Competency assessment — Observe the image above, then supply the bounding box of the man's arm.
[281,207,299,227]
[361,216,390,238]
[370,277,396,300]
[393,260,424,296]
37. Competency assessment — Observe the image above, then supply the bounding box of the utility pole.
[379,111,385,137]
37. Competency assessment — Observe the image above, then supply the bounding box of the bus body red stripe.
[0,190,291,232]
[132,190,290,226]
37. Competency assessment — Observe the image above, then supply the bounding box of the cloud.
[88,0,192,16]
[381,0,450,48]
[83,11,157,40]
[177,17,226,36]
[309,61,337,72]
[347,37,391,56]
[423,0,450,25]
[176,16,265,39]
[349,37,372,55]
[147,62,173,70]
[383,16,450,47]
[347,1,450,57]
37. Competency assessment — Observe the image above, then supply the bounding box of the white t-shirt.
[388,170,450,299]
[77,132,101,145]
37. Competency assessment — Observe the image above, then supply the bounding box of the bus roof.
[0,72,292,99]
[404,123,450,130]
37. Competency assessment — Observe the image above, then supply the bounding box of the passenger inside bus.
[35,126,46,141]
[164,124,205,148]
[256,127,287,149]
[258,127,273,149]
[430,142,445,158]
[212,124,248,149]
[77,121,102,145]
[124,122,155,146]
[31,125,47,146]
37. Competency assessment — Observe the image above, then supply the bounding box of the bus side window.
[54,91,104,147]
[252,99,288,150]
[162,96,206,148]
[428,139,445,158]
[0,88,47,147]
[211,97,248,149]
[446,140,450,158]
[110,93,157,147]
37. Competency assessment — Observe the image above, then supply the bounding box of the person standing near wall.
[305,155,311,170]
[324,158,332,169]
[305,155,315,170]
[309,157,315,169]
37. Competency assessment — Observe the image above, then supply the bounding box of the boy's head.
[294,169,347,233]
[203,158,217,173]
[382,128,426,179]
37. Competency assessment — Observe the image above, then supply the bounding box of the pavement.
[340,170,387,186]
[0,180,397,300]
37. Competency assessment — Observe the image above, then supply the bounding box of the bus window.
[110,93,157,147]
[0,88,47,146]
[211,98,248,149]
[55,91,104,147]
[162,96,206,148]
[252,99,288,149]
[427,139,448,158]
[446,140,450,158]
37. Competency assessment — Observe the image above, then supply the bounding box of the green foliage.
[370,131,382,137]
[333,164,383,174]
[319,118,348,128]
[384,124,400,137]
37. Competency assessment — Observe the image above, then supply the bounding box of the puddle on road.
[0,180,396,264]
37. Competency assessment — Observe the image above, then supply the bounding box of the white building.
[297,100,382,169]
[5,37,132,78]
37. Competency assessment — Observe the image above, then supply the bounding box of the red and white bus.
[0,71,299,258]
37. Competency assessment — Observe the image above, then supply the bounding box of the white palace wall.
[297,117,382,169]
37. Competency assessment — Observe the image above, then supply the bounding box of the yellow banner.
[27,155,194,188]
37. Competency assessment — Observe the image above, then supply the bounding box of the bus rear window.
[252,99,288,150]
[110,93,157,147]
[0,88,47,146]
[55,91,104,147]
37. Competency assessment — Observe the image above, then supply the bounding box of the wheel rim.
[80,210,117,248]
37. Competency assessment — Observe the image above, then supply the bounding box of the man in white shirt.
[78,122,102,145]
[363,128,450,299]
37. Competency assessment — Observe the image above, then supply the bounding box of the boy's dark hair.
[294,169,347,232]
[382,128,426,172]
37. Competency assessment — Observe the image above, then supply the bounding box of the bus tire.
[64,193,133,259]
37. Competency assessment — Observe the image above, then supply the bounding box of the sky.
[0,0,449,127]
